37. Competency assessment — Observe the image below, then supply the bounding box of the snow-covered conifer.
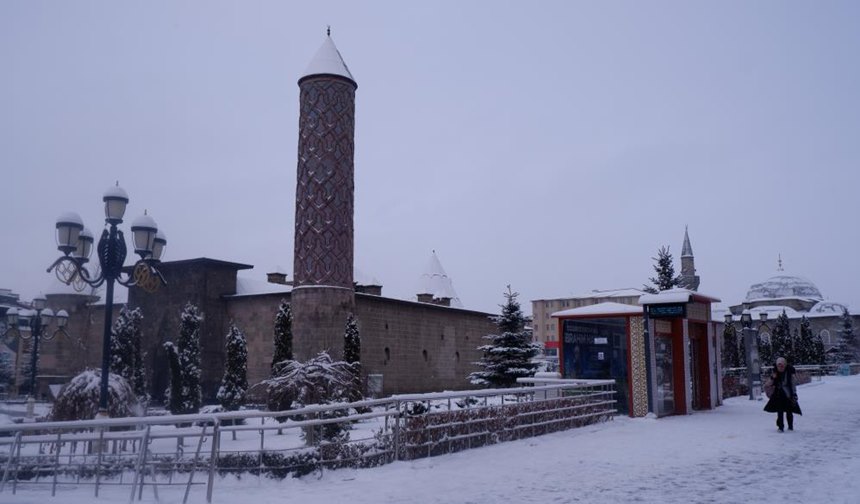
[164,303,202,415]
[794,316,815,365]
[110,305,146,399]
[722,323,740,368]
[110,305,135,380]
[834,308,857,364]
[272,300,293,373]
[643,246,681,294]
[770,310,793,364]
[343,314,360,365]
[217,323,248,411]
[469,286,541,388]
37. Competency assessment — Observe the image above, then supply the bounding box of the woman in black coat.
[764,357,802,431]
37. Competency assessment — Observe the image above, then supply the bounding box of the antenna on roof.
[778,254,784,272]
[327,25,331,37]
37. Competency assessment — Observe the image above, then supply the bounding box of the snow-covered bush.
[50,369,141,421]
[263,352,358,443]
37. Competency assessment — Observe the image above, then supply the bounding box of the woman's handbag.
[764,377,775,398]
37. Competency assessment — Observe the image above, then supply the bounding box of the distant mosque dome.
[744,274,823,302]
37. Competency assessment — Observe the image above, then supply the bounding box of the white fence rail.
[0,380,616,502]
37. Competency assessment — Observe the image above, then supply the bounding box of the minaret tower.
[291,31,357,359]
[679,226,700,291]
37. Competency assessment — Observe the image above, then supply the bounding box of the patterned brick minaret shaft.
[291,36,358,360]
[293,76,356,288]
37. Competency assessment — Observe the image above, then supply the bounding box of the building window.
[422,349,428,362]
[820,329,831,345]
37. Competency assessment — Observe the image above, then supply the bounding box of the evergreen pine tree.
[757,333,772,369]
[643,246,681,294]
[795,316,815,365]
[812,330,827,365]
[343,313,365,406]
[164,342,183,415]
[834,308,857,364]
[469,286,541,388]
[165,303,203,415]
[111,306,147,400]
[343,314,361,365]
[272,300,293,373]
[770,310,793,364]
[217,323,248,412]
[722,323,740,368]
[110,305,136,381]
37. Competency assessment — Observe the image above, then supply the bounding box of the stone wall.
[353,293,496,395]
[130,259,250,402]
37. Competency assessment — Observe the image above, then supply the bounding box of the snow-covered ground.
[4,374,860,503]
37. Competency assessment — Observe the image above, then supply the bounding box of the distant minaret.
[291,31,357,360]
[679,226,700,291]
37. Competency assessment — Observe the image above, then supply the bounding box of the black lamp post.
[727,310,762,400]
[47,183,166,417]
[3,296,68,418]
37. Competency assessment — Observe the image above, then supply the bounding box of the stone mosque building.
[718,258,858,354]
[1,34,497,401]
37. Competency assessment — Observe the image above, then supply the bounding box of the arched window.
[820,329,831,345]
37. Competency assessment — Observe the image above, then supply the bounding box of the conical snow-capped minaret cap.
[300,28,356,86]
[681,225,694,258]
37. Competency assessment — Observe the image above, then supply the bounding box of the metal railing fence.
[0,380,616,502]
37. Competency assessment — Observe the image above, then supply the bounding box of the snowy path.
[5,375,860,504]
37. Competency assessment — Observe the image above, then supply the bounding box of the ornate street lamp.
[2,296,69,418]
[47,183,166,417]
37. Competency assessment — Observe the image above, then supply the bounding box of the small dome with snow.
[745,275,823,302]
[809,301,848,314]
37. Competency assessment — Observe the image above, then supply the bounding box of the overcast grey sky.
[2,1,859,315]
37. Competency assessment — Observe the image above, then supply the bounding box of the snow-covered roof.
[354,267,382,287]
[569,288,645,300]
[639,288,721,305]
[301,35,355,84]
[552,302,643,318]
[716,302,854,323]
[231,276,293,297]
[268,265,288,275]
[416,251,463,308]
[745,274,823,302]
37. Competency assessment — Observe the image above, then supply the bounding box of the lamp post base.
[24,396,36,422]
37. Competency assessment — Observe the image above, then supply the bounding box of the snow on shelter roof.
[552,302,643,318]
[639,288,721,305]
[300,35,356,85]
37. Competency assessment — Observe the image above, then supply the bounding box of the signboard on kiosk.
[646,303,686,318]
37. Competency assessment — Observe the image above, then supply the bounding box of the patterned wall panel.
[629,316,649,417]
[294,76,356,288]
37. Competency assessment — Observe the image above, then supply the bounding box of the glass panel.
[655,335,674,417]
[562,317,628,414]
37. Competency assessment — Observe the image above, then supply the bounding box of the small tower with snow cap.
[679,226,700,291]
[291,30,357,360]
